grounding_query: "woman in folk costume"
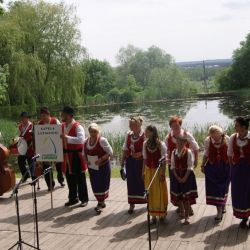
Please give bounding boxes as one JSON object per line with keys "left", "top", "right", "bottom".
{"left": 83, "top": 123, "right": 113, "bottom": 214}
{"left": 61, "top": 106, "right": 89, "bottom": 207}
{"left": 165, "top": 116, "right": 199, "bottom": 216}
{"left": 143, "top": 125, "right": 168, "bottom": 224}
{"left": 170, "top": 135, "right": 198, "bottom": 225}
{"left": 121, "top": 117, "right": 146, "bottom": 214}
{"left": 228, "top": 116, "right": 250, "bottom": 228}
{"left": 201, "top": 125, "right": 230, "bottom": 221}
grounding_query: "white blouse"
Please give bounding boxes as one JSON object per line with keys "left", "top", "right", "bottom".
{"left": 142, "top": 141, "right": 167, "bottom": 160}
{"left": 204, "top": 135, "right": 230, "bottom": 157}
{"left": 165, "top": 129, "right": 200, "bottom": 151}
{"left": 65, "top": 120, "right": 85, "bottom": 145}
{"left": 122, "top": 130, "right": 144, "bottom": 151}
{"left": 227, "top": 132, "right": 250, "bottom": 157}
{"left": 170, "top": 148, "right": 194, "bottom": 171}
{"left": 83, "top": 137, "right": 113, "bottom": 156}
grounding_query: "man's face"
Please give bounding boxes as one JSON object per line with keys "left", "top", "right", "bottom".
{"left": 21, "top": 117, "right": 29, "bottom": 124}
{"left": 40, "top": 113, "right": 50, "bottom": 122}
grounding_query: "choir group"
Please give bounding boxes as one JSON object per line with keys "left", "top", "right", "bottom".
{"left": 13, "top": 107, "right": 250, "bottom": 228}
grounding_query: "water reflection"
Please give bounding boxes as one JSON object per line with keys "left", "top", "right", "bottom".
{"left": 1, "top": 95, "right": 249, "bottom": 134}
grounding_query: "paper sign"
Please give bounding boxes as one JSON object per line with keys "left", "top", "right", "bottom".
{"left": 34, "top": 125, "right": 63, "bottom": 162}
{"left": 87, "top": 155, "right": 99, "bottom": 170}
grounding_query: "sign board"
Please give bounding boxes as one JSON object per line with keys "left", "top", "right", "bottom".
{"left": 34, "top": 125, "right": 63, "bottom": 162}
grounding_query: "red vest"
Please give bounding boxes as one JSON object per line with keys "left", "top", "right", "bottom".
{"left": 84, "top": 137, "right": 106, "bottom": 158}
{"left": 18, "top": 122, "right": 34, "bottom": 157}
{"left": 62, "top": 121, "right": 87, "bottom": 173}
{"left": 232, "top": 134, "right": 250, "bottom": 164}
{"left": 208, "top": 136, "right": 228, "bottom": 164}
{"left": 145, "top": 146, "right": 161, "bottom": 169}
{"left": 38, "top": 117, "right": 57, "bottom": 125}
{"left": 167, "top": 131, "right": 190, "bottom": 160}
{"left": 125, "top": 132, "right": 144, "bottom": 159}
{"left": 174, "top": 148, "right": 188, "bottom": 178}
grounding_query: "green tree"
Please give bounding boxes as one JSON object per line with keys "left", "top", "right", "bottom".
{"left": 0, "top": 64, "right": 9, "bottom": 104}
{"left": 217, "top": 32, "right": 250, "bottom": 90}
{"left": 0, "top": 0, "right": 86, "bottom": 106}
{"left": 83, "top": 59, "right": 115, "bottom": 97}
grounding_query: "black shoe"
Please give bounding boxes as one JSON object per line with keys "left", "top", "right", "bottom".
{"left": 222, "top": 206, "right": 226, "bottom": 214}
{"left": 48, "top": 182, "right": 55, "bottom": 192}
{"left": 214, "top": 216, "right": 223, "bottom": 222}
{"left": 22, "top": 175, "right": 30, "bottom": 183}
{"left": 80, "top": 202, "right": 88, "bottom": 207}
{"left": 239, "top": 219, "right": 247, "bottom": 228}
{"left": 65, "top": 199, "right": 79, "bottom": 207}
{"left": 59, "top": 182, "right": 65, "bottom": 187}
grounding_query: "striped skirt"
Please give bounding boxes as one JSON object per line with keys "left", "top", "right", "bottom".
{"left": 231, "top": 158, "right": 250, "bottom": 219}
{"left": 170, "top": 170, "right": 198, "bottom": 206}
{"left": 205, "top": 160, "right": 230, "bottom": 206}
{"left": 88, "top": 161, "right": 111, "bottom": 202}
{"left": 144, "top": 166, "right": 168, "bottom": 217}
{"left": 126, "top": 157, "right": 146, "bottom": 204}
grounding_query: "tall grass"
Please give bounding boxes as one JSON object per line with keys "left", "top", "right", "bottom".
{"left": 0, "top": 119, "right": 18, "bottom": 146}
{"left": 0, "top": 118, "right": 235, "bottom": 177}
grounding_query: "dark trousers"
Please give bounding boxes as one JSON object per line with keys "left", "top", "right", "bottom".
{"left": 65, "top": 156, "right": 88, "bottom": 203}
{"left": 56, "top": 162, "right": 64, "bottom": 184}
{"left": 18, "top": 155, "right": 32, "bottom": 178}
{"left": 42, "top": 163, "right": 55, "bottom": 189}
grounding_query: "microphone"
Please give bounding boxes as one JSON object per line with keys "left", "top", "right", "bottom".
{"left": 159, "top": 156, "right": 166, "bottom": 163}
{"left": 44, "top": 166, "right": 53, "bottom": 173}
{"left": 31, "top": 154, "right": 40, "bottom": 161}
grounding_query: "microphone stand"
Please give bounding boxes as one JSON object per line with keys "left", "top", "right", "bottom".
{"left": 8, "top": 167, "right": 38, "bottom": 250}
{"left": 29, "top": 166, "right": 53, "bottom": 250}
{"left": 144, "top": 159, "right": 165, "bottom": 250}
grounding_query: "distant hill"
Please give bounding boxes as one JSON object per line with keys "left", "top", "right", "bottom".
{"left": 177, "top": 59, "right": 232, "bottom": 68}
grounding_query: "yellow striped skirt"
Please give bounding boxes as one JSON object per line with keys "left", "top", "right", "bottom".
{"left": 144, "top": 166, "right": 168, "bottom": 217}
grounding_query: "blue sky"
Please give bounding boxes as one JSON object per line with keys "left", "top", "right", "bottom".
{"left": 14, "top": 0, "right": 250, "bottom": 64}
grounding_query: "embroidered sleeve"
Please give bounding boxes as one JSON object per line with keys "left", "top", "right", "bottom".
{"left": 204, "top": 137, "right": 210, "bottom": 157}
{"left": 227, "top": 134, "right": 234, "bottom": 157}
{"left": 187, "top": 149, "right": 194, "bottom": 170}
{"left": 122, "top": 132, "right": 129, "bottom": 150}
{"left": 100, "top": 137, "right": 113, "bottom": 156}
{"left": 187, "top": 132, "right": 200, "bottom": 151}
{"left": 142, "top": 141, "right": 147, "bottom": 160}
{"left": 170, "top": 151, "right": 175, "bottom": 170}
{"left": 66, "top": 125, "right": 85, "bottom": 144}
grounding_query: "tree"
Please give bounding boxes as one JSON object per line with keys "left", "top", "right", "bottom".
{"left": 0, "top": 0, "right": 86, "bottom": 106}
{"left": 217, "top": 32, "right": 250, "bottom": 90}
{"left": 0, "top": 0, "right": 4, "bottom": 16}
{"left": 0, "top": 64, "right": 9, "bottom": 104}
{"left": 83, "top": 59, "right": 115, "bottom": 97}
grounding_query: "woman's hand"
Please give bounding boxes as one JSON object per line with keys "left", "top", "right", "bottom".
{"left": 132, "top": 152, "right": 142, "bottom": 159}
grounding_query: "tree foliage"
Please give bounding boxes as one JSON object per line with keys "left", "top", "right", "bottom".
{"left": 217, "top": 32, "right": 250, "bottom": 90}
{"left": 0, "top": 0, "right": 86, "bottom": 106}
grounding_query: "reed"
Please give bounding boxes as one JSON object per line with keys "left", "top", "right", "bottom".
{"left": 1, "top": 118, "right": 235, "bottom": 177}
{"left": 0, "top": 119, "right": 18, "bottom": 146}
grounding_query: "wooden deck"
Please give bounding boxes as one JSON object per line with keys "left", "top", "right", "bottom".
{"left": 0, "top": 178, "right": 249, "bottom": 250}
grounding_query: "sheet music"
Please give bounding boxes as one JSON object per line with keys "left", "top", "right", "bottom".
{"left": 87, "top": 155, "right": 99, "bottom": 170}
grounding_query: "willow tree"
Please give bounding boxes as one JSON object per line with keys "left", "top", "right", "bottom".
{"left": 0, "top": 0, "right": 86, "bottom": 106}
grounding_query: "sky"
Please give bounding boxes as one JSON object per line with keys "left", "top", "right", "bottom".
{"left": 26, "top": 0, "right": 250, "bottom": 64}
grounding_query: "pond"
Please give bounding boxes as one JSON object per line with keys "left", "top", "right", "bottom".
{"left": 1, "top": 95, "right": 249, "bottom": 135}
{"left": 77, "top": 95, "right": 249, "bottom": 134}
